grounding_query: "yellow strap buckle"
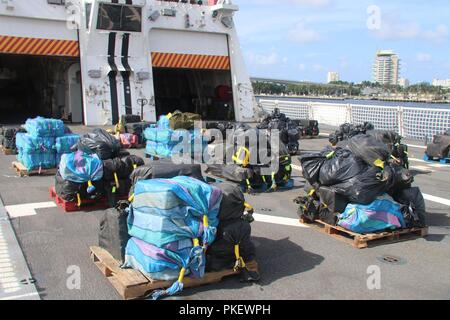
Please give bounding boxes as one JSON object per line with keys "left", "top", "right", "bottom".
{"left": 114, "top": 172, "right": 120, "bottom": 189}
{"left": 77, "top": 193, "right": 81, "bottom": 207}
{"left": 128, "top": 194, "right": 135, "bottom": 202}
{"left": 373, "top": 159, "right": 385, "bottom": 169}
{"left": 233, "top": 147, "right": 250, "bottom": 167}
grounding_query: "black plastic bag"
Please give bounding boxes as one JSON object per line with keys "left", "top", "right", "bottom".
{"left": 98, "top": 201, "right": 130, "bottom": 262}
{"left": 129, "top": 163, "right": 204, "bottom": 195}
{"left": 121, "top": 155, "right": 145, "bottom": 169}
{"left": 77, "top": 128, "right": 121, "bottom": 160}
{"left": 319, "top": 207, "right": 338, "bottom": 226}
{"left": 345, "top": 134, "right": 391, "bottom": 167}
{"left": 299, "top": 153, "right": 327, "bottom": 185}
{"left": 393, "top": 187, "right": 427, "bottom": 228}
{"left": 389, "top": 165, "right": 414, "bottom": 192}
{"left": 206, "top": 219, "right": 256, "bottom": 272}
{"left": 319, "top": 148, "right": 367, "bottom": 186}
{"left": 102, "top": 158, "right": 131, "bottom": 181}
{"left": 295, "top": 195, "right": 319, "bottom": 221}
{"left": 55, "top": 171, "right": 104, "bottom": 202}
{"left": 211, "top": 182, "right": 245, "bottom": 221}
{"left": 318, "top": 186, "right": 349, "bottom": 214}
{"left": 332, "top": 167, "right": 394, "bottom": 205}
{"left": 105, "top": 179, "right": 132, "bottom": 207}
{"left": 207, "top": 164, "right": 254, "bottom": 183}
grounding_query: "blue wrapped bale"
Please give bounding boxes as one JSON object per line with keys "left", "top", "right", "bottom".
{"left": 125, "top": 176, "right": 222, "bottom": 299}
{"left": 25, "top": 117, "right": 65, "bottom": 138}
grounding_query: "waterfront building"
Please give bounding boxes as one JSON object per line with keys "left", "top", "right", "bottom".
{"left": 327, "top": 71, "right": 340, "bottom": 83}
{"left": 373, "top": 50, "right": 400, "bottom": 85}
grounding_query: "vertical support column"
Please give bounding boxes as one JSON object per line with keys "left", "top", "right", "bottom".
{"left": 347, "top": 104, "right": 353, "bottom": 123}
{"left": 398, "top": 106, "right": 404, "bottom": 137}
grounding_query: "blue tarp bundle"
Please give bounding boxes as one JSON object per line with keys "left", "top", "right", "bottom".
{"left": 18, "top": 151, "right": 56, "bottom": 170}
{"left": 124, "top": 176, "right": 222, "bottom": 299}
{"left": 59, "top": 151, "right": 103, "bottom": 193}
{"left": 338, "top": 195, "right": 406, "bottom": 234}
{"left": 56, "top": 134, "right": 80, "bottom": 154}
{"left": 56, "top": 134, "right": 81, "bottom": 165}
{"left": 25, "top": 117, "right": 65, "bottom": 138}
{"left": 16, "top": 133, "right": 55, "bottom": 153}
{"left": 144, "top": 121, "right": 206, "bottom": 158}
{"left": 15, "top": 132, "right": 56, "bottom": 170}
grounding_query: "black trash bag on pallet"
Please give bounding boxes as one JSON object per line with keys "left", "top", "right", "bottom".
{"left": 319, "top": 207, "right": 338, "bottom": 226}
{"left": 207, "top": 163, "right": 254, "bottom": 183}
{"left": 332, "top": 166, "right": 394, "bottom": 205}
{"left": 55, "top": 171, "right": 104, "bottom": 202}
{"left": 299, "top": 147, "right": 334, "bottom": 185}
{"left": 105, "top": 179, "right": 132, "bottom": 207}
{"left": 129, "top": 163, "right": 204, "bottom": 195}
{"left": 121, "top": 155, "right": 145, "bottom": 169}
{"left": 393, "top": 187, "right": 427, "bottom": 228}
{"left": 206, "top": 219, "right": 257, "bottom": 274}
{"left": 318, "top": 186, "right": 349, "bottom": 214}
{"left": 77, "top": 128, "right": 121, "bottom": 160}
{"left": 319, "top": 148, "right": 367, "bottom": 186}
{"left": 211, "top": 182, "right": 246, "bottom": 221}
{"left": 426, "top": 134, "right": 450, "bottom": 158}
{"left": 98, "top": 201, "right": 130, "bottom": 263}
{"left": 295, "top": 195, "right": 319, "bottom": 222}
{"left": 102, "top": 158, "right": 131, "bottom": 181}
{"left": 343, "top": 134, "right": 391, "bottom": 167}
{"left": 389, "top": 165, "right": 414, "bottom": 192}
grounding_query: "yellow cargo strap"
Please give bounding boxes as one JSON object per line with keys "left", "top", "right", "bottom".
{"left": 348, "top": 208, "right": 356, "bottom": 216}
{"left": 203, "top": 216, "right": 209, "bottom": 229}
{"left": 112, "top": 186, "right": 117, "bottom": 194}
{"left": 308, "top": 189, "right": 316, "bottom": 197}
{"left": 244, "top": 202, "right": 254, "bottom": 211}
{"left": 233, "top": 147, "right": 250, "bottom": 167}
{"left": 234, "top": 245, "right": 246, "bottom": 271}
{"left": 88, "top": 180, "right": 94, "bottom": 189}
{"left": 114, "top": 172, "right": 120, "bottom": 189}
{"left": 322, "top": 203, "right": 329, "bottom": 209}
{"left": 177, "top": 268, "right": 187, "bottom": 283}
{"left": 373, "top": 159, "right": 385, "bottom": 169}
{"left": 128, "top": 194, "right": 135, "bottom": 202}
{"left": 193, "top": 238, "right": 200, "bottom": 247}
{"left": 167, "top": 113, "right": 173, "bottom": 119}
{"left": 77, "top": 193, "right": 81, "bottom": 207}
{"left": 133, "top": 164, "right": 138, "bottom": 170}
{"left": 326, "top": 151, "right": 335, "bottom": 159}
{"left": 262, "top": 176, "right": 267, "bottom": 184}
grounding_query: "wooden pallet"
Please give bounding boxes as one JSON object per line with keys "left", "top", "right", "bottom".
{"left": 423, "top": 154, "right": 450, "bottom": 164}
{"left": 12, "top": 161, "right": 57, "bottom": 177}
{"left": 90, "top": 246, "right": 259, "bottom": 300}
{"left": 1, "top": 146, "right": 14, "bottom": 155}
{"left": 300, "top": 218, "right": 428, "bottom": 249}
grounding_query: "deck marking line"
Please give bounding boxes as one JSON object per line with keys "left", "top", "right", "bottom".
{"left": 5, "top": 202, "right": 57, "bottom": 218}
{"left": 253, "top": 213, "right": 309, "bottom": 228}
{"left": 0, "top": 292, "right": 40, "bottom": 301}
{"left": 423, "top": 194, "right": 450, "bottom": 207}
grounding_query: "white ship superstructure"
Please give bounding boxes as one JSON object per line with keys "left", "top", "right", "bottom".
{"left": 0, "top": 0, "right": 257, "bottom": 125}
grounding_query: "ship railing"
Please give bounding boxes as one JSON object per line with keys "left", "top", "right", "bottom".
{"left": 259, "top": 99, "right": 450, "bottom": 141}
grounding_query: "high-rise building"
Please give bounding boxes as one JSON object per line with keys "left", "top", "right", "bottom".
{"left": 398, "top": 78, "right": 410, "bottom": 88}
{"left": 373, "top": 50, "right": 400, "bottom": 85}
{"left": 327, "top": 71, "right": 340, "bottom": 83}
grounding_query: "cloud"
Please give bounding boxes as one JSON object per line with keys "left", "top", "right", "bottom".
{"left": 288, "top": 22, "right": 321, "bottom": 44}
{"left": 241, "top": 0, "right": 331, "bottom": 7}
{"left": 371, "top": 16, "right": 449, "bottom": 43}
{"left": 245, "top": 51, "right": 281, "bottom": 66}
{"left": 416, "top": 53, "right": 432, "bottom": 62}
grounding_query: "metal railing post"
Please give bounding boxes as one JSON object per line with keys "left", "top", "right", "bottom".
{"left": 397, "top": 106, "right": 404, "bottom": 137}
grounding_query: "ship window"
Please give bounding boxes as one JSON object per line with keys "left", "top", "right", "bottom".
{"left": 97, "top": 3, "right": 142, "bottom": 32}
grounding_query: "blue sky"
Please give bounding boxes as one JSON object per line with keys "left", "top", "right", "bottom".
{"left": 233, "top": 0, "right": 450, "bottom": 84}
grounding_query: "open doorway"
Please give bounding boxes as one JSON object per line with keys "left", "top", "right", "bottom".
{"left": 0, "top": 54, "right": 81, "bottom": 124}
{"left": 152, "top": 68, "right": 235, "bottom": 121}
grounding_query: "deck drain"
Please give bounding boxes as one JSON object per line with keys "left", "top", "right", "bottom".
{"left": 377, "top": 255, "right": 407, "bottom": 265}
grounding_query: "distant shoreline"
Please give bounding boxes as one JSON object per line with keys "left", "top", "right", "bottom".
{"left": 255, "top": 94, "right": 450, "bottom": 104}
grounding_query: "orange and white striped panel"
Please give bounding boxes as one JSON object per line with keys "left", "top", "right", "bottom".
{"left": 0, "top": 35, "right": 80, "bottom": 57}
{"left": 151, "top": 52, "right": 230, "bottom": 70}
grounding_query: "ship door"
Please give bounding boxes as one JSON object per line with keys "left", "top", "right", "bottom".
{"left": 65, "top": 63, "right": 83, "bottom": 123}
{"left": 149, "top": 29, "right": 234, "bottom": 121}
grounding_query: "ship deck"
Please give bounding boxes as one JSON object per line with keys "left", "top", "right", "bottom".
{"left": 0, "top": 126, "right": 449, "bottom": 300}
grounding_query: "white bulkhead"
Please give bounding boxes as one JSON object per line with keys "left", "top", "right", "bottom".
{"left": 0, "top": 0, "right": 258, "bottom": 125}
